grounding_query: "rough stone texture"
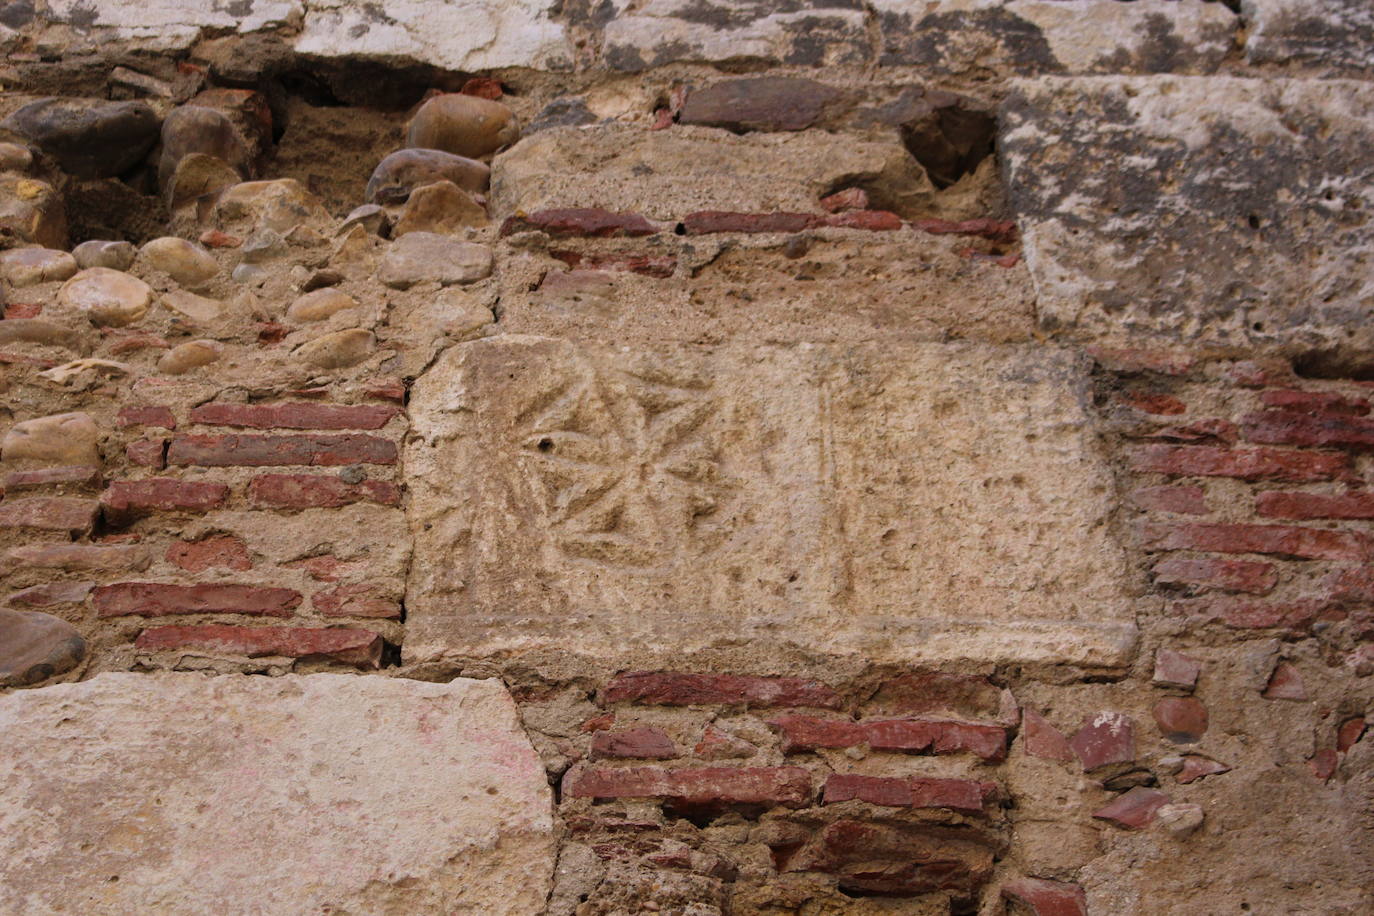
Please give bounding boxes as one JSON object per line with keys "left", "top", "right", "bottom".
{"left": 0, "top": 608, "right": 85, "bottom": 686}
{"left": 405, "top": 336, "right": 1134, "bottom": 668}
{"left": 0, "top": 673, "right": 555, "bottom": 914}
{"left": 1243, "top": 0, "right": 1374, "bottom": 70}
{"left": 1003, "top": 76, "right": 1374, "bottom": 348}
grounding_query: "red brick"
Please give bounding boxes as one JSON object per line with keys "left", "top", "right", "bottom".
{"left": 100, "top": 478, "right": 228, "bottom": 523}
{"left": 1226, "top": 358, "right": 1294, "bottom": 388}
{"left": 822, "top": 774, "right": 996, "bottom": 814}
{"left": 1257, "top": 490, "right": 1374, "bottom": 520}
{"left": 5, "top": 543, "right": 148, "bottom": 572}
{"left": 460, "top": 76, "right": 503, "bottom": 99}
{"left": 822, "top": 210, "right": 902, "bottom": 231}
{"left": 590, "top": 726, "right": 678, "bottom": 760}
{"left": 0, "top": 496, "right": 98, "bottom": 535}
{"left": 1327, "top": 566, "right": 1374, "bottom": 602}
{"left": 134, "top": 624, "right": 381, "bottom": 668}
{"left": 1153, "top": 697, "right": 1208, "bottom": 744}
{"left": 167, "top": 434, "right": 397, "bottom": 467}
{"left": 681, "top": 211, "right": 818, "bottom": 234}
{"left": 768, "top": 715, "right": 1006, "bottom": 761}
{"left": 311, "top": 583, "right": 401, "bottom": 619}
{"left": 257, "top": 322, "right": 289, "bottom": 344}
{"left": 1089, "top": 347, "right": 1194, "bottom": 376}
{"left": 1130, "top": 444, "right": 1347, "bottom": 481}
{"left": 819, "top": 188, "right": 869, "bottom": 212}
{"left": 549, "top": 250, "right": 678, "bottom": 278}
{"left": 1176, "top": 755, "right": 1230, "bottom": 784}
{"left": 198, "top": 229, "right": 241, "bottom": 248}
{"left": 1069, "top": 712, "right": 1134, "bottom": 771}
{"left": 1092, "top": 787, "right": 1170, "bottom": 829}
{"left": 499, "top": 208, "right": 658, "bottom": 238}
{"left": 1001, "top": 877, "right": 1088, "bottom": 916}
{"left": 4, "top": 302, "right": 41, "bottom": 319}
{"left": 117, "top": 406, "right": 176, "bottom": 429}
{"left": 2, "top": 466, "right": 102, "bottom": 492}
{"left": 694, "top": 726, "right": 757, "bottom": 760}
{"left": 1152, "top": 555, "right": 1277, "bottom": 594}
{"left": 364, "top": 379, "right": 406, "bottom": 403}
{"left": 1242, "top": 411, "right": 1374, "bottom": 450}
{"left": 1117, "top": 392, "right": 1186, "bottom": 415}
{"left": 909, "top": 217, "right": 1017, "bottom": 243}
{"left": 8, "top": 580, "right": 94, "bottom": 607}
{"left": 166, "top": 535, "right": 252, "bottom": 572}
{"left": 285, "top": 555, "right": 356, "bottom": 582}
{"left": 126, "top": 438, "right": 167, "bottom": 468}
{"left": 93, "top": 582, "right": 301, "bottom": 617}
{"left": 1138, "top": 521, "right": 1370, "bottom": 561}
{"left": 1130, "top": 485, "right": 1208, "bottom": 515}
{"left": 1260, "top": 390, "right": 1369, "bottom": 416}
{"left": 1152, "top": 649, "right": 1201, "bottom": 690}
{"left": 603, "top": 671, "right": 842, "bottom": 709}
{"left": 1309, "top": 748, "right": 1339, "bottom": 782}
{"left": 1144, "top": 418, "right": 1238, "bottom": 445}
{"left": 1262, "top": 661, "right": 1308, "bottom": 701}
{"left": 247, "top": 473, "right": 400, "bottom": 509}
{"left": 866, "top": 670, "right": 1002, "bottom": 721}
{"left": 1338, "top": 717, "right": 1366, "bottom": 752}
{"left": 1169, "top": 597, "right": 1330, "bottom": 632}
{"left": 1022, "top": 707, "right": 1074, "bottom": 762}
{"left": 563, "top": 765, "right": 811, "bottom": 806}
{"left": 189, "top": 403, "right": 400, "bottom": 430}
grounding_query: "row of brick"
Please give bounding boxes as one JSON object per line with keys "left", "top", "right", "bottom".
{"left": 9, "top": 578, "right": 400, "bottom": 619}
{"left": 563, "top": 766, "right": 999, "bottom": 816}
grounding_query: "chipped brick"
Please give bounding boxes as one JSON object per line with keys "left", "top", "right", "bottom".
{"left": 603, "top": 671, "right": 841, "bottom": 709}
{"left": 247, "top": 473, "right": 400, "bottom": 509}
{"left": 1152, "top": 555, "right": 1278, "bottom": 594}
{"left": 134, "top": 624, "right": 381, "bottom": 668}
{"left": 1130, "top": 444, "right": 1347, "bottom": 482}
{"left": 189, "top": 403, "right": 401, "bottom": 430}
{"left": 93, "top": 582, "right": 301, "bottom": 618}
{"left": 168, "top": 434, "right": 397, "bottom": 467}
{"left": 0, "top": 496, "right": 98, "bottom": 535}
{"left": 101, "top": 479, "right": 228, "bottom": 523}
{"left": 564, "top": 765, "right": 811, "bottom": 806}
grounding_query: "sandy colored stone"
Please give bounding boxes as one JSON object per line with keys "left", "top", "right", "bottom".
{"left": 1243, "top": 0, "right": 1374, "bottom": 69}
{"left": 377, "top": 232, "right": 493, "bottom": 288}
{"left": 365, "top": 149, "right": 490, "bottom": 205}
{"left": 1, "top": 411, "right": 99, "bottom": 468}
{"left": 157, "top": 339, "right": 222, "bottom": 375}
{"left": 491, "top": 124, "right": 933, "bottom": 221}
{"left": 406, "top": 94, "right": 520, "bottom": 160}
{"left": 0, "top": 608, "right": 85, "bottom": 687}
{"left": 392, "top": 180, "right": 489, "bottom": 236}
{"left": 58, "top": 267, "right": 154, "bottom": 327}
{"left": 139, "top": 236, "right": 219, "bottom": 287}
{"left": 157, "top": 105, "right": 253, "bottom": 190}
{"left": 294, "top": 328, "right": 374, "bottom": 369}
{"left": 73, "top": 239, "right": 136, "bottom": 271}
{"left": 0, "top": 142, "right": 33, "bottom": 172}
{"left": 164, "top": 153, "right": 241, "bottom": 216}
{"left": 287, "top": 287, "right": 357, "bottom": 322}
{"left": 161, "top": 289, "right": 224, "bottom": 324}
{"left": 405, "top": 336, "right": 1135, "bottom": 668}
{"left": 213, "top": 178, "right": 330, "bottom": 235}
{"left": 0, "top": 673, "right": 555, "bottom": 915}
{"left": 0, "top": 247, "right": 76, "bottom": 287}
{"left": 0, "top": 174, "right": 66, "bottom": 249}
{"left": 1002, "top": 76, "right": 1374, "bottom": 348}
{"left": 0, "top": 318, "right": 80, "bottom": 348}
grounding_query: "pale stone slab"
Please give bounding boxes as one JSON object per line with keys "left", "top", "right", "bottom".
{"left": 0, "top": 673, "right": 554, "bottom": 915}
{"left": 44, "top": 0, "right": 302, "bottom": 50}
{"left": 405, "top": 336, "right": 1136, "bottom": 669}
{"left": 1002, "top": 76, "right": 1374, "bottom": 348}
{"left": 296, "top": 0, "right": 574, "bottom": 71}
{"left": 1243, "top": 0, "right": 1374, "bottom": 70}
{"left": 601, "top": 0, "right": 870, "bottom": 70}
{"left": 875, "top": 0, "right": 1235, "bottom": 73}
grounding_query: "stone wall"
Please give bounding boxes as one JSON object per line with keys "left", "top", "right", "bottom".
{"left": 1, "top": 2, "right": 1372, "bottom": 914}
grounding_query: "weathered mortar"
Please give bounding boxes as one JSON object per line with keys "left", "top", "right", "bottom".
{"left": 0, "top": 1, "right": 1372, "bottom": 914}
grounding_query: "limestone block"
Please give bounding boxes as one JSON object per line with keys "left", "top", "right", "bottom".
{"left": 295, "top": 0, "right": 573, "bottom": 71}
{"left": 1243, "top": 0, "right": 1374, "bottom": 70}
{"left": 875, "top": 0, "right": 1235, "bottom": 74}
{"left": 491, "top": 124, "right": 931, "bottom": 220}
{"left": 404, "top": 336, "right": 1136, "bottom": 669}
{"left": 0, "top": 673, "right": 555, "bottom": 915}
{"left": 602, "top": 0, "right": 870, "bottom": 70}
{"left": 1001, "top": 76, "right": 1374, "bottom": 348}
{"left": 43, "top": 0, "right": 302, "bottom": 51}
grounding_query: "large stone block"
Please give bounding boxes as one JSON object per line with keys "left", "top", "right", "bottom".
{"left": 875, "top": 0, "right": 1235, "bottom": 74}
{"left": 1002, "top": 76, "right": 1374, "bottom": 347}
{"left": 600, "top": 0, "right": 870, "bottom": 70}
{"left": 43, "top": 0, "right": 302, "bottom": 51}
{"left": 0, "top": 673, "right": 555, "bottom": 915}
{"left": 1243, "top": 0, "right": 1374, "bottom": 70}
{"left": 491, "top": 124, "right": 931, "bottom": 220}
{"left": 405, "top": 336, "right": 1135, "bottom": 669}
{"left": 296, "top": 0, "right": 573, "bottom": 71}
